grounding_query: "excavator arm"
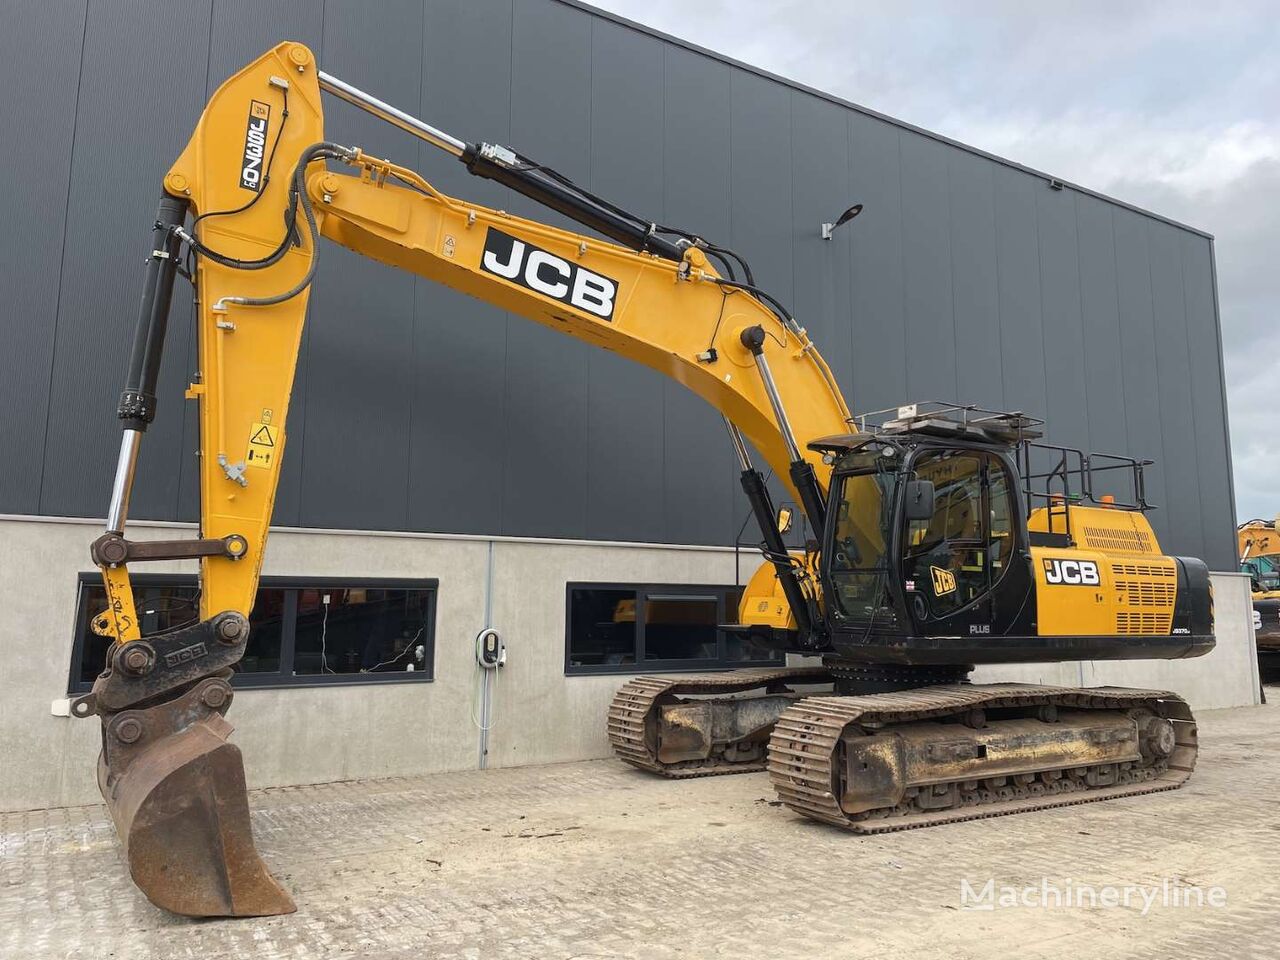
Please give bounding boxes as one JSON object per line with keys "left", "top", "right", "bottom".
{"left": 78, "top": 42, "right": 852, "bottom": 916}
{"left": 100, "top": 42, "right": 851, "bottom": 633}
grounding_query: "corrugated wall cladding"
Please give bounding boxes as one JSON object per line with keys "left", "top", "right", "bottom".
{"left": 0, "top": 0, "right": 1236, "bottom": 568}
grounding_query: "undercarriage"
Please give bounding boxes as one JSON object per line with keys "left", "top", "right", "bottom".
{"left": 607, "top": 667, "right": 836, "bottom": 777}
{"left": 608, "top": 669, "right": 1197, "bottom": 830}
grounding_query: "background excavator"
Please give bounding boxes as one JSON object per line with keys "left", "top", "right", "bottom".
{"left": 1239, "top": 518, "right": 1280, "bottom": 676}
{"left": 75, "top": 42, "right": 1214, "bottom": 918}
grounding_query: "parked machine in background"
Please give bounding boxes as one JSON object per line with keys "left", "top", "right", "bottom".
{"left": 73, "top": 43, "right": 1213, "bottom": 918}
{"left": 1239, "top": 518, "right": 1280, "bottom": 676}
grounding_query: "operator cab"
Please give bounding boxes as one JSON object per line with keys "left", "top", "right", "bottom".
{"left": 1241, "top": 554, "right": 1280, "bottom": 594}
{"left": 811, "top": 403, "right": 1214, "bottom": 666}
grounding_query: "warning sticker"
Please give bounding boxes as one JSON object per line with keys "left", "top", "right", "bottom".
{"left": 246, "top": 421, "right": 279, "bottom": 470}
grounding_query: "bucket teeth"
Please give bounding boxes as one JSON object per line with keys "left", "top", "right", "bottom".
{"left": 96, "top": 674, "right": 294, "bottom": 917}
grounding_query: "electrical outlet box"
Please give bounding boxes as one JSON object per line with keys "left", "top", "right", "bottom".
{"left": 477, "top": 628, "right": 504, "bottom": 668}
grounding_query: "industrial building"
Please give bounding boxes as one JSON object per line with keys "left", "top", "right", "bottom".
{"left": 0, "top": 0, "right": 1256, "bottom": 814}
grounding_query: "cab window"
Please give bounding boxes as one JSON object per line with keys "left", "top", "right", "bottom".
{"left": 829, "top": 468, "right": 897, "bottom": 614}
{"left": 988, "top": 460, "right": 1013, "bottom": 577}
{"left": 1243, "top": 555, "right": 1280, "bottom": 592}
{"left": 904, "top": 451, "right": 1014, "bottom": 619}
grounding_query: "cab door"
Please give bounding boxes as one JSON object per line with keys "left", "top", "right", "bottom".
{"left": 900, "top": 449, "right": 1029, "bottom": 638}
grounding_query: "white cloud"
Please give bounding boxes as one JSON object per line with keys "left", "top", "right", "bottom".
{"left": 940, "top": 115, "right": 1280, "bottom": 196}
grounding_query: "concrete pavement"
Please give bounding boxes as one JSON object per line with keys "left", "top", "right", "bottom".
{"left": 2, "top": 691, "right": 1277, "bottom": 959}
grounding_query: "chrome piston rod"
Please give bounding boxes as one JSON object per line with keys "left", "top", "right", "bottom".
{"left": 317, "top": 70, "right": 466, "bottom": 158}
{"left": 106, "top": 429, "right": 142, "bottom": 534}
{"left": 723, "top": 417, "right": 753, "bottom": 471}
{"left": 315, "top": 68, "right": 689, "bottom": 262}
{"left": 751, "top": 350, "right": 802, "bottom": 464}
{"left": 740, "top": 325, "right": 827, "bottom": 533}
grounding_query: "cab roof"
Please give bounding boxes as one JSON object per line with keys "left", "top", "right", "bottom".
{"left": 809, "top": 404, "right": 1043, "bottom": 457}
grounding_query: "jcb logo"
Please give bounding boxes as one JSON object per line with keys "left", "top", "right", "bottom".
{"left": 1043, "top": 558, "right": 1100, "bottom": 586}
{"left": 239, "top": 99, "right": 270, "bottom": 192}
{"left": 480, "top": 227, "right": 619, "bottom": 320}
{"left": 164, "top": 642, "right": 209, "bottom": 668}
{"left": 930, "top": 566, "right": 957, "bottom": 596}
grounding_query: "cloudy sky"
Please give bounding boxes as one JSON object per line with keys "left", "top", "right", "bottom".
{"left": 593, "top": 0, "right": 1278, "bottom": 523}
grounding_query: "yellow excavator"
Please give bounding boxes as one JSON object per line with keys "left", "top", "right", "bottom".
{"left": 1239, "top": 518, "right": 1280, "bottom": 671}
{"left": 75, "top": 42, "right": 1213, "bottom": 917}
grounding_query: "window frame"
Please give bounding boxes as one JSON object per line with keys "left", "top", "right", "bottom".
{"left": 563, "top": 581, "right": 785, "bottom": 676}
{"left": 984, "top": 452, "right": 1018, "bottom": 593}
{"left": 68, "top": 572, "right": 438, "bottom": 694}
{"left": 901, "top": 448, "right": 1018, "bottom": 620}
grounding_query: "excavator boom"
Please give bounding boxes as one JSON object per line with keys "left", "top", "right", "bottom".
{"left": 77, "top": 42, "right": 851, "bottom": 916}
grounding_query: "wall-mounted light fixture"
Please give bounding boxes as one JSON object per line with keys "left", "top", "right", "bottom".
{"left": 821, "top": 203, "right": 863, "bottom": 240}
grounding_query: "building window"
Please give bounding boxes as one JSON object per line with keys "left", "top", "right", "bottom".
{"left": 68, "top": 573, "right": 437, "bottom": 694}
{"left": 565, "top": 582, "right": 784, "bottom": 675}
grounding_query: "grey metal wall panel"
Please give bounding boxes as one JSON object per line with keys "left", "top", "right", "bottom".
{"left": 584, "top": 20, "right": 667, "bottom": 542}
{"left": 6, "top": 0, "right": 1234, "bottom": 566}
{"left": 0, "top": 1, "right": 86, "bottom": 515}
{"left": 206, "top": 0, "right": 323, "bottom": 91}
{"left": 791, "top": 92, "right": 855, "bottom": 396}
{"left": 729, "top": 69, "right": 793, "bottom": 300}
{"left": 899, "top": 133, "right": 957, "bottom": 403}
{"left": 1181, "top": 233, "right": 1236, "bottom": 569}
{"left": 1035, "top": 186, "right": 1089, "bottom": 452}
{"left": 38, "top": 1, "right": 212, "bottom": 521}
{"left": 1074, "top": 198, "right": 1126, "bottom": 443}
{"left": 502, "top": 0, "right": 593, "bottom": 539}
{"left": 1074, "top": 195, "right": 1135, "bottom": 504}
{"left": 288, "top": 0, "right": 424, "bottom": 531}
{"left": 788, "top": 92, "right": 857, "bottom": 547}
{"left": 993, "top": 167, "right": 1048, "bottom": 423}
{"left": 1148, "top": 221, "right": 1206, "bottom": 560}
{"left": 1112, "top": 208, "right": 1171, "bottom": 544}
{"left": 728, "top": 67, "right": 795, "bottom": 539}
{"left": 407, "top": 0, "right": 513, "bottom": 536}
{"left": 947, "top": 152, "right": 1003, "bottom": 412}
{"left": 660, "top": 45, "right": 738, "bottom": 547}
{"left": 847, "top": 113, "right": 907, "bottom": 414}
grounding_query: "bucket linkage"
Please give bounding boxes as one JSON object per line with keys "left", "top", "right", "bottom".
{"left": 73, "top": 612, "right": 295, "bottom": 917}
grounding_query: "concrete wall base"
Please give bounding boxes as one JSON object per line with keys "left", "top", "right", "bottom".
{"left": 0, "top": 517, "right": 1259, "bottom": 812}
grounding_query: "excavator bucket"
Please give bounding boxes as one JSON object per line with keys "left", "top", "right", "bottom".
{"left": 93, "top": 671, "right": 295, "bottom": 917}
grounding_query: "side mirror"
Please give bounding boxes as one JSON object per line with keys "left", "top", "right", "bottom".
{"left": 903, "top": 479, "right": 935, "bottom": 522}
{"left": 776, "top": 506, "right": 794, "bottom": 534}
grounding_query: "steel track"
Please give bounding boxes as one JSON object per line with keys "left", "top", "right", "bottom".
{"left": 766, "top": 683, "right": 1197, "bottom": 832}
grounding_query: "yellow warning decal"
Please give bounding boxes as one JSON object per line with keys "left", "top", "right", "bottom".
{"left": 245, "top": 421, "right": 279, "bottom": 470}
